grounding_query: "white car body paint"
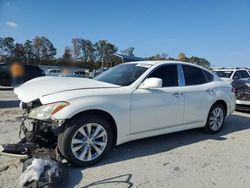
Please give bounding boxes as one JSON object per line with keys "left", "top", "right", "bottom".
{"left": 14, "top": 61, "right": 236, "bottom": 145}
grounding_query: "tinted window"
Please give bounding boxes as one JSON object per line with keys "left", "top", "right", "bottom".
{"left": 238, "top": 70, "right": 249, "bottom": 78}
{"left": 51, "top": 70, "right": 60, "bottom": 73}
{"left": 25, "top": 65, "right": 40, "bottom": 72}
{"left": 148, "top": 65, "right": 178, "bottom": 87}
{"left": 183, "top": 65, "right": 207, "bottom": 85}
{"left": 203, "top": 70, "right": 214, "bottom": 82}
{"left": 214, "top": 71, "right": 233, "bottom": 78}
{"left": 233, "top": 71, "right": 241, "bottom": 79}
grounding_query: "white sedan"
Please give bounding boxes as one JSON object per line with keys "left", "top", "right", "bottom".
{"left": 14, "top": 61, "right": 236, "bottom": 166}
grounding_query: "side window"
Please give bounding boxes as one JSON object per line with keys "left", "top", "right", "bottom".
{"left": 148, "top": 65, "right": 179, "bottom": 87}
{"left": 238, "top": 70, "right": 249, "bottom": 78}
{"left": 233, "top": 71, "right": 240, "bottom": 79}
{"left": 183, "top": 65, "right": 207, "bottom": 85}
{"left": 203, "top": 70, "right": 214, "bottom": 82}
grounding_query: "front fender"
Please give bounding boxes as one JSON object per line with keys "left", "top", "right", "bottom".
{"left": 51, "top": 95, "right": 131, "bottom": 145}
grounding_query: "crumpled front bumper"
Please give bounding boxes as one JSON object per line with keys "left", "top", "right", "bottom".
{"left": 0, "top": 143, "right": 32, "bottom": 159}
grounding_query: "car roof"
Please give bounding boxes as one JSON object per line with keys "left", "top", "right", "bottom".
{"left": 124, "top": 60, "right": 211, "bottom": 70}
{"left": 125, "top": 60, "right": 180, "bottom": 65}
{"left": 213, "top": 68, "right": 249, "bottom": 71}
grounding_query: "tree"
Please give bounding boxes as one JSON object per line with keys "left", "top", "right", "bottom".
{"left": 147, "top": 53, "right": 168, "bottom": 60}
{"left": 23, "top": 40, "right": 35, "bottom": 63}
{"left": 33, "top": 36, "right": 42, "bottom": 62}
{"left": 177, "top": 52, "right": 187, "bottom": 61}
{"left": 121, "top": 47, "right": 135, "bottom": 56}
{"left": 95, "top": 40, "right": 118, "bottom": 67}
{"left": 40, "top": 37, "right": 56, "bottom": 61}
{"left": 71, "top": 38, "right": 96, "bottom": 62}
{"left": 189, "top": 56, "right": 211, "bottom": 69}
{"left": 63, "top": 46, "right": 72, "bottom": 61}
{"left": 0, "top": 37, "right": 15, "bottom": 57}
{"left": 72, "top": 38, "right": 82, "bottom": 60}
{"left": 13, "top": 43, "right": 25, "bottom": 60}
{"left": 82, "top": 40, "right": 95, "bottom": 62}
{"left": 33, "top": 36, "right": 56, "bottom": 62}
{"left": 0, "top": 37, "right": 3, "bottom": 55}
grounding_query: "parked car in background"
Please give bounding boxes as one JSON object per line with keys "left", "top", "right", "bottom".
{"left": 232, "top": 78, "right": 250, "bottom": 111}
{"left": 46, "top": 69, "right": 61, "bottom": 76}
{"left": 12, "top": 61, "right": 235, "bottom": 167}
{"left": 0, "top": 63, "right": 45, "bottom": 87}
{"left": 213, "top": 68, "right": 250, "bottom": 83}
{"left": 0, "top": 63, "right": 11, "bottom": 86}
{"left": 92, "top": 67, "right": 109, "bottom": 77}
{"left": 67, "top": 71, "right": 86, "bottom": 78}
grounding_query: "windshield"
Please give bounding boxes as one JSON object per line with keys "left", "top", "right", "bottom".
{"left": 214, "top": 71, "right": 233, "bottom": 78}
{"left": 94, "top": 63, "right": 151, "bottom": 86}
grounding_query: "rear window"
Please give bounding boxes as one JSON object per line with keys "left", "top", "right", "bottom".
{"left": 203, "top": 70, "right": 214, "bottom": 82}
{"left": 238, "top": 70, "right": 250, "bottom": 78}
{"left": 183, "top": 65, "right": 208, "bottom": 85}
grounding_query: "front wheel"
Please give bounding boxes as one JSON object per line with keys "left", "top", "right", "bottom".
{"left": 58, "top": 115, "right": 113, "bottom": 167}
{"left": 205, "top": 103, "right": 225, "bottom": 134}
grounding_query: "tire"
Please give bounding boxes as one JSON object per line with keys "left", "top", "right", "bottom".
{"left": 58, "top": 114, "right": 113, "bottom": 167}
{"left": 205, "top": 103, "right": 225, "bottom": 134}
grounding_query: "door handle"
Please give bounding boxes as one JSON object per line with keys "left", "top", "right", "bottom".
{"left": 173, "top": 92, "right": 183, "bottom": 97}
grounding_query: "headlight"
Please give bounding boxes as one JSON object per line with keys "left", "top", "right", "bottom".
{"left": 29, "top": 102, "right": 69, "bottom": 120}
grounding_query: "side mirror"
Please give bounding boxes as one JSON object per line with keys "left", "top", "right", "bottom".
{"left": 139, "top": 77, "right": 162, "bottom": 89}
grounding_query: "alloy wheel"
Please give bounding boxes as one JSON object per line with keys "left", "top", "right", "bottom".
{"left": 71, "top": 123, "right": 108, "bottom": 162}
{"left": 209, "top": 107, "right": 224, "bottom": 131}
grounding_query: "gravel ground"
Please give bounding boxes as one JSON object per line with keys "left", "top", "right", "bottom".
{"left": 0, "top": 90, "right": 250, "bottom": 188}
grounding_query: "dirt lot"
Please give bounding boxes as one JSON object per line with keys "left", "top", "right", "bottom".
{"left": 0, "top": 90, "right": 250, "bottom": 188}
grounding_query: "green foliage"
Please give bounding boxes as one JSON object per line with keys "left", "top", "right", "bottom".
{"left": 188, "top": 56, "right": 211, "bottom": 69}
{"left": 95, "top": 40, "right": 118, "bottom": 65}
{"left": 121, "top": 47, "right": 135, "bottom": 56}
{"left": 0, "top": 37, "right": 15, "bottom": 56}
{"left": 147, "top": 53, "right": 169, "bottom": 60}
{"left": 0, "top": 36, "right": 211, "bottom": 70}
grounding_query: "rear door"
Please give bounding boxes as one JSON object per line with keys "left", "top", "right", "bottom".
{"left": 181, "top": 65, "right": 215, "bottom": 124}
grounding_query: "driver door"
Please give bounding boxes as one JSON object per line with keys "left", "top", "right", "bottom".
{"left": 131, "top": 64, "right": 185, "bottom": 133}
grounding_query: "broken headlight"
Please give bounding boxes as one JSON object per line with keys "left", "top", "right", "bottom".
{"left": 29, "top": 102, "right": 69, "bottom": 120}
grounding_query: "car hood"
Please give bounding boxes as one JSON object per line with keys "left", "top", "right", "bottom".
{"left": 14, "top": 76, "right": 119, "bottom": 103}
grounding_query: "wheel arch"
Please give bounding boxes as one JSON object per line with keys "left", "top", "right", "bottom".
{"left": 69, "top": 109, "right": 118, "bottom": 147}
{"left": 211, "top": 99, "right": 228, "bottom": 116}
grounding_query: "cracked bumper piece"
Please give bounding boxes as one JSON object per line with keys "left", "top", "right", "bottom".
{"left": 0, "top": 143, "right": 34, "bottom": 159}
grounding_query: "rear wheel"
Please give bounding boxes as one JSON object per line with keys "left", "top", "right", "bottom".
{"left": 58, "top": 115, "right": 113, "bottom": 167}
{"left": 205, "top": 103, "right": 225, "bottom": 134}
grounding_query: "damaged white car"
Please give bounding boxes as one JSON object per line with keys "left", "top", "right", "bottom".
{"left": 1, "top": 61, "right": 236, "bottom": 167}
